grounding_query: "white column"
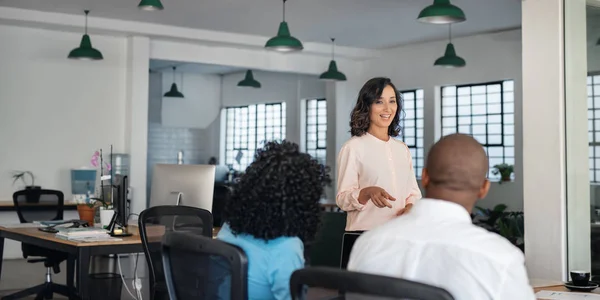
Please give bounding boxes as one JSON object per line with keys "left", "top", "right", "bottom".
{"left": 422, "top": 85, "right": 438, "bottom": 154}
{"left": 125, "top": 36, "right": 150, "bottom": 216}
{"left": 522, "top": 0, "right": 567, "bottom": 281}
{"left": 325, "top": 81, "right": 339, "bottom": 201}
{"left": 565, "top": 0, "right": 591, "bottom": 273}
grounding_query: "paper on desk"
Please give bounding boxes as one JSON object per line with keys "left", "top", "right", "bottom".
{"left": 536, "top": 290, "right": 600, "bottom": 299}
{"left": 0, "top": 223, "right": 39, "bottom": 228}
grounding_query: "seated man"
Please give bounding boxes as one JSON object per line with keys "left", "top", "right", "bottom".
{"left": 347, "top": 133, "right": 535, "bottom": 300}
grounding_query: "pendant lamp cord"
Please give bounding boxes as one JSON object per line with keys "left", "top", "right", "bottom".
{"left": 282, "top": 0, "right": 287, "bottom": 21}
{"left": 84, "top": 10, "right": 90, "bottom": 35}
{"left": 330, "top": 38, "right": 335, "bottom": 60}
{"left": 448, "top": 24, "right": 452, "bottom": 43}
{"left": 172, "top": 66, "right": 176, "bottom": 82}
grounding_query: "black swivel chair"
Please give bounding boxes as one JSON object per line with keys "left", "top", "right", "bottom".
{"left": 161, "top": 231, "right": 248, "bottom": 300}
{"left": 138, "top": 205, "right": 213, "bottom": 300}
{"left": 211, "top": 184, "right": 232, "bottom": 227}
{"left": 290, "top": 266, "right": 455, "bottom": 300}
{"left": 4, "top": 189, "right": 73, "bottom": 300}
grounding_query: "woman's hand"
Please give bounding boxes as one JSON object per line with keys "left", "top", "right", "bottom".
{"left": 358, "top": 187, "right": 396, "bottom": 208}
{"left": 396, "top": 203, "right": 413, "bottom": 216}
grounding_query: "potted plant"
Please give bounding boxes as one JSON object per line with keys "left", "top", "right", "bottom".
{"left": 76, "top": 147, "right": 114, "bottom": 226}
{"left": 492, "top": 163, "right": 514, "bottom": 183}
{"left": 98, "top": 200, "right": 115, "bottom": 228}
{"left": 11, "top": 171, "right": 41, "bottom": 190}
{"left": 472, "top": 204, "right": 524, "bottom": 252}
{"left": 11, "top": 171, "right": 42, "bottom": 203}
{"left": 76, "top": 197, "right": 108, "bottom": 226}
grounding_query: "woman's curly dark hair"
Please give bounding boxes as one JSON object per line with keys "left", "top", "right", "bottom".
{"left": 222, "top": 140, "right": 331, "bottom": 242}
{"left": 350, "top": 77, "right": 403, "bottom": 137}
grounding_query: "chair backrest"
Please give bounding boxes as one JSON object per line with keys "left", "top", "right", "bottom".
{"left": 211, "top": 184, "right": 232, "bottom": 227}
{"left": 162, "top": 231, "right": 248, "bottom": 300}
{"left": 290, "top": 267, "right": 455, "bottom": 300}
{"left": 138, "top": 205, "right": 213, "bottom": 296}
{"left": 307, "top": 211, "right": 346, "bottom": 267}
{"left": 13, "top": 189, "right": 64, "bottom": 223}
{"left": 340, "top": 232, "right": 362, "bottom": 269}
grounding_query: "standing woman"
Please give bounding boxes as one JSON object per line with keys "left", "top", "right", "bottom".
{"left": 337, "top": 77, "right": 422, "bottom": 233}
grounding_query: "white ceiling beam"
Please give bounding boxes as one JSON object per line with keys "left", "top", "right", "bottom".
{"left": 0, "top": 7, "right": 380, "bottom": 61}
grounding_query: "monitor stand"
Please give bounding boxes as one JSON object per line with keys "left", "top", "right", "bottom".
{"left": 107, "top": 211, "right": 132, "bottom": 237}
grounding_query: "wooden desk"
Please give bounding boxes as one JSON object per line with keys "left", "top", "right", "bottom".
{"left": 0, "top": 201, "right": 78, "bottom": 211}
{"left": 0, "top": 226, "right": 142, "bottom": 300}
{"left": 534, "top": 285, "right": 600, "bottom": 299}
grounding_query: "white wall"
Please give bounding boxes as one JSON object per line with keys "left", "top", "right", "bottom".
{"left": 0, "top": 24, "right": 127, "bottom": 201}
{"left": 589, "top": 44, "right": 600, "bottom": 72}
{"left": 220, "top": 70, "right": 326, "bottom": 147}
{"left": 352, "top": 29, "right": 524, "bottom": 211}
{"left": 161, "top": 72, "right": 221, "bottom": 129}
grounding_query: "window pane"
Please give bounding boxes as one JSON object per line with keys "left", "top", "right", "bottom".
{"left": 441, "top": 80, "right": 515, "bottom": 181}
{"left": 589, "top": 75, "right": 600, "bottom": 182}
{"left": 399, "top": 89, "right": 424, "bottom": 178}
{"left": 304, "top": 99, "right": 327, "bottom": 163}
{"left": 224, "top": 102, "right": 287, "bottom": 171}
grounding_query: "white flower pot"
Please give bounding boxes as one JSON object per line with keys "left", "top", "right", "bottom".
{"left": 99, "top": 208, "right": 115, "bottom": 228}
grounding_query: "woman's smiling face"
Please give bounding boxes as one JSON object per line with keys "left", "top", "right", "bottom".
{"left": 369, "top": 84, "right": 398, "bottom": 131}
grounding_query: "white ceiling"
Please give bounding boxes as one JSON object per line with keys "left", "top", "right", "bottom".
{"left": 150, "top": 60, "right": 244, "bottom": 75}
{"left": 0, "top": 0, "right": 521, "bottom": 49}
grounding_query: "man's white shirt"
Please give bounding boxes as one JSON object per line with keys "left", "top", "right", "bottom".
{"left": 347, "top": 198, "right": 535, "bottom": 300}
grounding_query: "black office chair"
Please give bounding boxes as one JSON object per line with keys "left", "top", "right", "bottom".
{"left": 307, "top": 211, "right": 346, "bottom": 268}
{"left": 139, "top": 205, "right": 213, "bottom": 300}
{"left": 290, "top": 267, "right": 455, "bottom": 300}
{"left": 212, "top": 184, "right": 232, "bottom": 227}
{"left": 340, "top": 232, "right": 362, "bottom": 269}
{"left": 4, "top": 189, "right": 72, "bottom": 300}
{"left": 161, "top": 231, "right": 248, "bottom": 300}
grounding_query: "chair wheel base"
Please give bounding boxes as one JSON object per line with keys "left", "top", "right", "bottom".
{"left": 1, "top": 282, "right": 73, "bottom": 300}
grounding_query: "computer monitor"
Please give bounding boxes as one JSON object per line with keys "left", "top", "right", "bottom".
{"left": 149, "top": 164, "right": 216, "bottom": 212}
{"left": 113, "top": 174, "right": 129, "bottom": 225}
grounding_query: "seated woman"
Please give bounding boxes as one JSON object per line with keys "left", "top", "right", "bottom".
{"left": 217, "top": 140, "right": 330, "bottom": 300}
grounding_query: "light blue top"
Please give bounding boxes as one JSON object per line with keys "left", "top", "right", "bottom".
{"left": 217, "top": 223, "right": 305, "bottom": 300}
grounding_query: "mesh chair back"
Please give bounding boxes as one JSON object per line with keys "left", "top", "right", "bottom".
{"left": 211, "top": 184, "right": 232, "bottom": 227}
{"left": 13, "top": 189, "right": 64, "bottom": 223}
{"left": 290, "top": 267, "right": 455, "bottom": 300}
{"left": 162, "top": 231, "right": 248, "bottom": 300}
{"left": 139, "top": 205, "right": 213, "bottom": 298}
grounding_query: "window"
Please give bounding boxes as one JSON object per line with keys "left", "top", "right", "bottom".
{"left": 305, "top": 99, "right": 327, "bottom": 164}
{"left": 441, "top": 80, "right": 515, "bottom": 181}
{"left": 224, "top": 103, "right": 286, "bottom": 171}
{"left": 588, "top": 75, "right": 600, "bottom": 182}
{"left": 399, "top": 89, "right": 424, "bottom": 178}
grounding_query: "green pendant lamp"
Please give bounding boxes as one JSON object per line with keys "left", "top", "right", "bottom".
{"left": 138, "top": 0, "right": 164, "bottom": 11}
{"left": 319, "top": 38, "right": 346, "bottom": 81}
{"left": 265, "top": 0, "right": 303, "bottom": 52}
{"left": 418, "top": 0, "right": 466, "bottom": 24}
{"left": 164, "top": 66, "right": 185, "bottom": 98}
{"left": 434, "top": 25, "right": 465, "bottom": 68}
{"left": 237, "top": 70, "right": 262, "bottom": 88}
{"left": 68, "top": 10, "right": 103, "bottom": 61}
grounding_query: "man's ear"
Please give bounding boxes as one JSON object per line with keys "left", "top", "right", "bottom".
{"left": 478, "top": 179, "right": 491, "bottom": 199}
{"left": 421, "top": 168, "right": 430, "bottom": 190}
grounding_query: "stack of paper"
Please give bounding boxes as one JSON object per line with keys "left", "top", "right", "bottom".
{"left": 56, "top": 227, "right": 112, "bottom": 241}
{"left": 536, "top": 290, "right": 600, "bottom": 299}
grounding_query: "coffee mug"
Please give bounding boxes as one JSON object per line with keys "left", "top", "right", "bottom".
{"left": 570, "top": 270, "right": 591, "bottom": 286}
